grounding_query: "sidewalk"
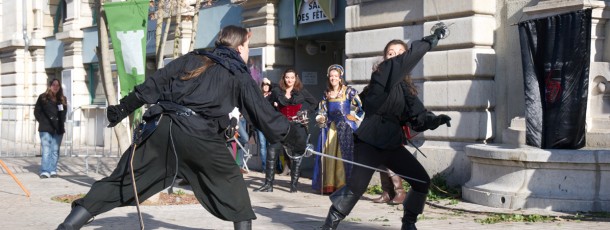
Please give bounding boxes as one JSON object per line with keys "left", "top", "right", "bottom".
{"left": 1, "top": 157, "right": 609, "bottom": 230}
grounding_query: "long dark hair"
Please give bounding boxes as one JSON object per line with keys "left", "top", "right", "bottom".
{"left": 44, "top": 79, "right": 67, "bottom": 106}
{"left": 261, "top": 82, "right": 272, "bottom": 93}
{"left": 279, "top": 68, "right": 303, "bottom": 92}
{"left": 378, "top": 39, "right": 418, "bottom": 96}
{"left": 181, "top": 25, "right": 251, "bottom": 80}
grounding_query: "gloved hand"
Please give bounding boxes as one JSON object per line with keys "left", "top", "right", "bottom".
{"left": 107, "top": 91, "right": 145, "bottom": 127}
{"left": 282, "top": 123, "right": 306, "bottom": 156}
{"left": 433, "top": 26, "right": 447, "bottom": 40}
{"left": 224, "top": 117, "right": 238, "bottom": 139}
{"left": 107, "top": 104, "right": 129, "bottom": 127}
{"left": 422, "top": 25, "right": 447, "bottom": 48}
{"left": 428, "top": 114, "right": 452, "bottom": 130}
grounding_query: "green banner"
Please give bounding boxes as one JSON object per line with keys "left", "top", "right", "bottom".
{"left": 104, "top": 0, "right": 148, "bottom": 126}
{"left": 104, "top": 0, "right": 148, "bottom": 98}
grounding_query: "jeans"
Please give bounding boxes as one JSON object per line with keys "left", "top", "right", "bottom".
{"left": 39, "top": 132, "right": 63, "bottom": 175}
{"left": 236, "top": 117, "right": 249, "bottom": 167}
{"left": 256, "top": 130, "right": 268, "bottom": 170}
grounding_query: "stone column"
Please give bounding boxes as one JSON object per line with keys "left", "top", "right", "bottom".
{"left": 241, "top": 0, "right": 294, "bottom": 82}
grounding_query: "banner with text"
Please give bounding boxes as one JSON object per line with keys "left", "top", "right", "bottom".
{"left": 295, "top": 0, "right": 335, "bottom": 25}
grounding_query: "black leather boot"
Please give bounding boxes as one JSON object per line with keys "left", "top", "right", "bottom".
{"left": 56, "top": 205, "right": 93, "bottom": 230}
{"left": 320, "top": 186, "right": 360, "bottom": 229}
{"left": 320, "top": 206, "right": 345, "bottom": 230}
{"left": 254, "top": 145, "right": 278, "bottom": 192}
{"left": 289, "top": 155, "right": 302, "bottom": 193}
{"left": 401, "top": 189, "right": 428, "bottom": 230}
{"left": 233, "top": 220, "right": 252, "bottom": 230}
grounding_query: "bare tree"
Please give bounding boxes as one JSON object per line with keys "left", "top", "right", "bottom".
{"left": 189, "top": 0, "right": 203, "bottom": 51}
{"left": 96, "top": 0, "right": 130, "bottom": 153}
{"left": 173, "top": 0, "right": 184, "bottom": 58}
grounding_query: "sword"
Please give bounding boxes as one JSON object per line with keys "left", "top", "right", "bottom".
{"left": 406, "top": 139, "right": 427, "bottom": 158}
{"left": 303, "top": 144, "right": 428, "bottom": 184}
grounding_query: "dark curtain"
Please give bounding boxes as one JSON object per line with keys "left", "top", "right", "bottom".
{"left": 518, "top": 9, "right": 591, "bottom": 149}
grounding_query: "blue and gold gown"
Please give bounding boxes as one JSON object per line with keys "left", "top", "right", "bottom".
{"left": 312, "top": 85, "right": 363, "bottom": 194}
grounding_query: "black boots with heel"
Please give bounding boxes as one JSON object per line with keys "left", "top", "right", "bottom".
{"left": 254, "top": 145, "right": 279, "bottom": 192}
{"left": 56, "top": 205, "right": 93, "bottom": 230}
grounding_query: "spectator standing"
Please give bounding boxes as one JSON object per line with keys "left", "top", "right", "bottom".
{"left": 34, "top": 79, "right": 67, "bottom": 179}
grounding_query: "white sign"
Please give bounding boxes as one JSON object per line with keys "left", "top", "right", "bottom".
{"left": 297, "top": 0, "right": 335, "bottom": 24}
{"left": 301, "top": 71, "right": 318, "bottom": 85}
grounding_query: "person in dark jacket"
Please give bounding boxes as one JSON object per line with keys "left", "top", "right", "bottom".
{"left": 56, "top": 25, "right": 306, "bottom": 230}
{"left": 255, "top": 78, "right": 275, "bottom": 171}
{"left": 254, "top": 68, "right": 318, "bottom": 193}
{"left": 34, "top": 78, "right": 67, "bottom": 179}
{"left": 320, "top": 27, "right": 451, "bottom": 230}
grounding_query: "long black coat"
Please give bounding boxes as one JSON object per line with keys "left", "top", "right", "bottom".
{"left": 135, "top": 52, "right": 291, "bottom": 143}
{"left": 75, "top": 49, "right": 292, "bottom": 222}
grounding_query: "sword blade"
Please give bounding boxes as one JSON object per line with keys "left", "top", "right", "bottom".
{"left": 305, "top": 145, "right": 427, "bottom": 184}
{"left": 406, "top": 139, "right": 427, "bottom": 158}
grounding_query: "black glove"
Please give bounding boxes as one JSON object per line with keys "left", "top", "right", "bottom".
{"left": 427, "top": 113, "right": 451, "bottom": 130}
{"left": 282, "top": 123, "right": 306, "bottom": 156}
{"left": 422, "top": 27, "right": 446, "bottom": 48}
{"left": 412, "top": 112, "right": 451, "bottom": 132}
{"left": 107, "top": 91, "right": 145, "bottom": 127}
{"left": 433, "top": 26, "right": 447, "bottom": 40}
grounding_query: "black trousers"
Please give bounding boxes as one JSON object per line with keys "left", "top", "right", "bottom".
{"left": 74, "top": 117, "right": 256, "bottom": 222}
{"left": 329, "top": 138, "right": 431, "bottom": 214}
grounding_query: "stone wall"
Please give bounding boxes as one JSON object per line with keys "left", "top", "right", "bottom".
{"left": 345, "top": 0, "right": 497, "bottom": 185}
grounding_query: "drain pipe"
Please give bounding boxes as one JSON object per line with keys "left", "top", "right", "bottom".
{"left": 23, "top": 1, "right": 31, "bottom": 102}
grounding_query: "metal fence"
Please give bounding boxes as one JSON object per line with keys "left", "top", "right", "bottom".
{"left": 0, "top": 103, "right": 123, "bottom": 159}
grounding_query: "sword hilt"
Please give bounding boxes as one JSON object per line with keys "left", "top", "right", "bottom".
{"left": 304, "top": 143, "right": 314, "bottom": 158}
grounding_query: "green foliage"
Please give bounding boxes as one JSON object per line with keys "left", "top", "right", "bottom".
{"left": 366, "top": 184, "right": 383, "bottom": 195}
{"left": 569, "top": 211, "right": 610, "bottom": 221}
{"left": 475, "top": 214, "right": 555, "bottom": 224}
{"left": 51, "top": 194, "right": 86, "bottom": 203}
{"left": 368, "top": 217, "right": 390, "bottom": 222}
{"left": 174, "top": 189, "right": 186, "bottom": 196}
{"left": 427, "top": 173, "right": 461, "bottom": 201}
{"left": 344, "top": 217, "right": 362, "bottom": 222}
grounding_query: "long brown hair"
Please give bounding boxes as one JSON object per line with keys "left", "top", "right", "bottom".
{"left": 379, "top": 39, "right": 418, "bottom": 96}
{"left": 279, "top": 68, "right": 303, "bottom": 92}
{"left": 44, "top": 79, "right": 67, "bottom": 106}
{"left": 325, "top": 64, "right": 345, "bottom": 93}
{"left": 181, "top": 25, "right": 251, "bottom": 80}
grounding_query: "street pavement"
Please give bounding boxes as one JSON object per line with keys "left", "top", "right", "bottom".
{"left": 1, "top": 156, "right": 609, "bottom": 230}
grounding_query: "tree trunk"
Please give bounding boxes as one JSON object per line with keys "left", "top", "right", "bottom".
{"left": 156, "top": 0, "right": 173, "bottom": 68}
{"left": 97, "top": 0, "right": 130, "bottom": 154}
{"left": 189, "top": 0, "right": 202, "bottom": 51}
{"left": 173, "top": 0, "right": 183, "bottom": 58}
